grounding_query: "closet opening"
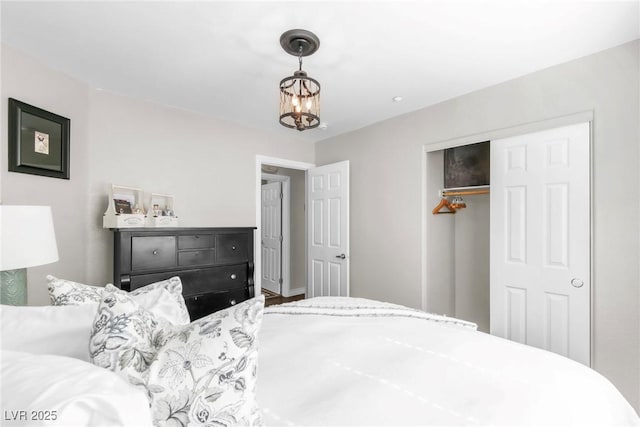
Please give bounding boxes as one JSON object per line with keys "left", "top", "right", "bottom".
{"left": 425, "top": 143, "right": 491, "bottom": 332}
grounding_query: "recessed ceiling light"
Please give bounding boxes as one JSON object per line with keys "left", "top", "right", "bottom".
{"left": 392, "top": 96, "right": 403, "bottom": 102}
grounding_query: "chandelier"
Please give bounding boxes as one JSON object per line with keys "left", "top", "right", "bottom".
{"left": 279, "top": 29, "right": 321, "bottom": 131}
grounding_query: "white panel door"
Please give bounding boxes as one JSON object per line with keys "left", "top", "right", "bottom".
{"left": 490, "top": 122, "right": 590, "bottom": 366}
{"left": 307, "top": 161, "right": 350, "bottom": 297}
{"left": 261, "top": 181, "right": 282, "bottom": 294}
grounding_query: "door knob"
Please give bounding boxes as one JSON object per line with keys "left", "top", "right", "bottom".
{"left": 335, "top": 254, "right": 346, "bottom": 259}
{"left": 570, "top": 278, "right": 584, "bottom": 288}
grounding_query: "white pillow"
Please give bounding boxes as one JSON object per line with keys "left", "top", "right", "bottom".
{"left": 1, "top": 350, "right": 152, "bottom": 427}
{"left": 47, "top": 275, "right": 190, "bottom": 325}
{"left": 90, "top": 285, "right": 265, "bottom": 426}
{"left": 1, "top": 304, "right": 97, "bottom": 361}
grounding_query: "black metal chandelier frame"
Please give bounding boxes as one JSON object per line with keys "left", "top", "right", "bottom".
{"left": 279, "top": 29, "right": 321, "bottom": 131}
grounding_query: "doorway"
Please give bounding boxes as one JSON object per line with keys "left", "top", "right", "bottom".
{"left": 255, "top": 156, "right": 314, "bottom": 303}
{"left": 255, "top": 156, "right": 351, "bottom": 303}
{"left": 261, "top": 168, "right": 306, "bottom": 298}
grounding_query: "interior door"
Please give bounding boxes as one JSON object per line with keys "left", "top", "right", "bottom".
{"left": 261, "top": 181, "right": 282, "bottom": 294}
{"left": 490, "top": 122, "right": 590, "bottom": 366}
{"left": 307, "top": 161, "right": 350, "bottom": 297}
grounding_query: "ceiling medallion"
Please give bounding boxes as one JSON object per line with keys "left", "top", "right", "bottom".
{"left": 279, "top": 29, "right": 321, "bottom": 131}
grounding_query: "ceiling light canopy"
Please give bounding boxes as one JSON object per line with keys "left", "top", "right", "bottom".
{"left": 279, "top": 29, "right": 320, "bottom": 132}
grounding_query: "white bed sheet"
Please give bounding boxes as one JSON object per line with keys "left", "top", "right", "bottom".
{"left": 256, "top": 297, "right": 639, "bottom": 426}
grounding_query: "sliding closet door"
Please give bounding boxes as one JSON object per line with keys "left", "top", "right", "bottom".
{"left": 490, "top": 122, "right": 590, "bottom": 366}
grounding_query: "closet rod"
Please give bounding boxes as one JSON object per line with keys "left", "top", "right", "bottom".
{"left": 440, "top": 188, "right": 490, "bottom": 197}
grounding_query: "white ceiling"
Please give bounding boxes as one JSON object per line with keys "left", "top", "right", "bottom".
{"left": 1, "top": 1, "right": 638, "bottom": 143}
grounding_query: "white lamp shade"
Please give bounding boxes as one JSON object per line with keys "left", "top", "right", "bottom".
{"left": 0, "top": 205, "right": 59, "bottom": 271}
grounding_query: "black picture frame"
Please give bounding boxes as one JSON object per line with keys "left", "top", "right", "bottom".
{"left": 444, "top": 141, "right": 490, "bottom": 188}
{"left": 8, "top": 98, "right": 70, "bottom": 180}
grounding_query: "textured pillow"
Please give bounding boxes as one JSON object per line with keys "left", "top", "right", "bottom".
{"left": 89, "top": 285, "right": 264, "bottom": 426}
{"left": 47, "top": 275, "right": 190, "bottom": 325}
{"left": 1, "top": 304, "right": 97, "bottom": 361}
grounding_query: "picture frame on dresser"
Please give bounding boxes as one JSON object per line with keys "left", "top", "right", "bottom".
{"left": 8, "top": 98, "right": 70, "bottom": 180}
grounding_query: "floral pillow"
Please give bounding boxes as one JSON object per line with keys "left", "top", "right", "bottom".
{"left": 47, "top": 275, "right": 103, "bottom": 305}
{"left": 89, "top": 285, "right": 264, "bottom": 426}
{"left": 47, "top": 275, "right": 190, "bottom": 325}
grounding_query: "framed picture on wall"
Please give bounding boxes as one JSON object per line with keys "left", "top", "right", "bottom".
{"left": 444, "top": 141, "right": 490, "bottom": 188}
{"left": 8, "top": 98, "right": 70, "bottom": 179}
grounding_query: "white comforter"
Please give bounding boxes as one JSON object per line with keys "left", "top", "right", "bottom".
{"left": 256, "top": 297, "right": 639, "bottom": 426}
{"left": 1, "top": 351, "right": 152, "bottom": 427}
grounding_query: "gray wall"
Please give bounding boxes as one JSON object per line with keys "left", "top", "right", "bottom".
{"left": 1, "top": 44, "right": 91, "bottom": 299}
{"left": 85, "top": 90, "right": 314, "bottom": 288}
{"left": 316, "top": 41, "right": 640, "bottom": 411}
{"left": 453, "top": 193, "right": 489, "bottom": 333}
{"left": 425, "top": 150, "right": 455, "bottom": 315}
{"left": 0, "top": 43, "right": 315, "bottom": 305}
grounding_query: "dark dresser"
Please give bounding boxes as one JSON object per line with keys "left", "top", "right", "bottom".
{"left": 113, "top": 227, "right": 255, "bottom": 320}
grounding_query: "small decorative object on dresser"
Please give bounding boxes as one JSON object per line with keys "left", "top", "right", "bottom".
{"left": 112, "top": 227, "right": 255, "bottom": 320}
{"left": 145, "top": 193, "right": 178, "bottom": 227}
{"left": 103, "top": 184, "right": 146, "bottom": 228}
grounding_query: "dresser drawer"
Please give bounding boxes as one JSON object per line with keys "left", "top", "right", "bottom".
{"left": 216, "top": 233, "right": 249, "bottom": 263}
{"left": 185, "top": 287, "right": 249, "bottom": 320}
{"left": 131, "top": 236, "right": 176, "bottom": 270}
{"left": 181, "top": 264, "right": 247, "bottom": 296}
{"left": 128, "top": 264, "right": 247, "bottom": 295}
{"left": 178, "top": 249, "right": 215, "bottom": 267}
{"left": 178, "top": 234, "right": 214, "bottom": 250}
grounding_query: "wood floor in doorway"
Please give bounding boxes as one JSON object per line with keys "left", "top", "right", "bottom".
{"left": 262, "top": 288, "right": 305, "bottom": 307}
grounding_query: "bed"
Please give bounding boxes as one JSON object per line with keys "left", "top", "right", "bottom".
{"left": 1, "top": 280, "right": 638, "bottom": 427}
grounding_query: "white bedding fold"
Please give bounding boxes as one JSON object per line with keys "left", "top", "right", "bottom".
{"left": 265, "top": 296, "right": 477, "bottom": 330}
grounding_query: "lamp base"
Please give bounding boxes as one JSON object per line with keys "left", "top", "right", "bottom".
{"left": 0, "top": 268, "right": 27, "bottom": 305}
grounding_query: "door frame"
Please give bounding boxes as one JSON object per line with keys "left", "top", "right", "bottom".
{"left": 421, "top": 110, "right": 595, "bottom": 363}
{"left": 261, "top": 173, "right": 292, "bottom": 296}
{"left": 255, "top": 155, "right": 315, "bottom": 298}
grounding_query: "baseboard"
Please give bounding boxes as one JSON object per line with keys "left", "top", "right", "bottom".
{"left": 282, "top": 286, "right": 305, "bottom": 298}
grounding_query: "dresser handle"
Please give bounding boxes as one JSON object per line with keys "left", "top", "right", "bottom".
{"left": 153, "top": 250, "right": 158, "bottom": 255}
{"left": 229, "top": 299, "right": 237, "bottom": 305}
{"left": 230, "top": 274, "right": 237, "bottom": 280}
{"left": 231, "top": 245, "right": 237, "bottom": 250}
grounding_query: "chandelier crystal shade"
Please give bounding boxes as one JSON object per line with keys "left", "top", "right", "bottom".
{"left": 279, "top": 29, "right": 321, "bottom": 131}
